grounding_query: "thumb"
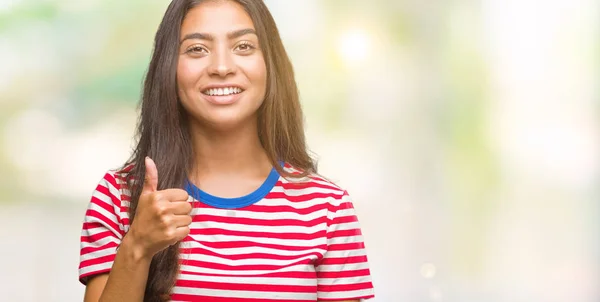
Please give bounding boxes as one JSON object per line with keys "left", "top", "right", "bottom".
{"left": 142, "top": 156, "right": 158, "bottom": 193}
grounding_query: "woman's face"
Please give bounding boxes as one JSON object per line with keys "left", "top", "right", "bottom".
{"left": 177, "top": 0, "right": 267, "bottom": 131}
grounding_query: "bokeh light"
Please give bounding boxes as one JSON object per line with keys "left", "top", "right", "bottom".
{"left": 338, "top": 29, "right": 370, "bottom": 64}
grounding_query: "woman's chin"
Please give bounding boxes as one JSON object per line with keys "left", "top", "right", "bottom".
{"left": 183, "top": 97, "right": 263, "bottom": 132}
{"left": 195, "top": 112, "right": 256, "bottom": 132}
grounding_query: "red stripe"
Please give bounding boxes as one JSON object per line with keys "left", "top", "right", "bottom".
{"left": 317, "top": 281, "right": 373, "bottom": 292}
{"left": 81, "top": 221, "right": 104, "bottom": 231}
{"left": 318, "top": 255, "right": 368, "bottom": 266}
{"left": 327, "top": 228, "right": 363, "bottom": 239}
{"left": 181, "top": 239, "right": 327, "bottom": 252}
{"left": 307, "top": 175, "right": 342, "bottom": 187}
{"left": 102, "top": 173, "right": 120, "bottom": 191}
{"left": 117, "top": 164, "right": 134, "bottom": 174}
{"left": 316, "top": 294, "right": 375, "bottom": 301}
{"left": 80, "top": 230, "right": 116, "bottom": 243}
{"left": 84, "top": 209, "right": 122, "bottom": 236}
{"left": 330, "top": 213, "right": 358, "bottom": 225}
{"left": 90, "top": 193, "right": 121, "bottom": 218}
{"left": 189, "top": 227, "right": 326, "bottom": 241}
{"left": 246, "top": 203, "right": 329, "bottom": 215}
{"left": 191, "top": 201, "right": 336, "bottom": 216}
{"left": 317, "top": 268, "right": 372, "bottom": 279}
{"left": 79, "top": 253, "right": 115, "bottom": 268}
{"left": 80, "top": 241, "right": 119, "bottom": 256}
{"left": 180, "top": 247, "right": 322, "bottom": 261}
{"left": 327, "top": 242, "right": 366, "bottom": 251}
{"left": 182, "top": 257, "right": 313, "bottom": 271}
{"left": 329, "top": 201, "right": 355, "bottom": 212}
{"left": 175, "top": 279, "right": 316, "bottom": 293}
{"left": 277, "top": 180, "right": 343, "bottom": 192}
{"left": 265, "top": 192, "right": 345, "bottom": 203}
{"left": 179, "top": 269, "right": 317, "bottom": 279}
{"left": 170, "top": 294, "right": 313, "bottom": 302}
{"left": 114, "top": 174, "right": 128, "bottom": 183}
{"left": 192, "top": 214, "right": 328, "bottom": 228}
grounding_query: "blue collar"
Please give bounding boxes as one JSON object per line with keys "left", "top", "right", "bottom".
{"left": 184, "top": 166, "right": 281, "bottom": 209}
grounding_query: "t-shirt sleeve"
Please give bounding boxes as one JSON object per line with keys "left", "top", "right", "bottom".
{"left": 316, "top": 191, "right": 375, "bottom": 301}
{"left": 78, "top": 171, "right": 127, "bottom": 285}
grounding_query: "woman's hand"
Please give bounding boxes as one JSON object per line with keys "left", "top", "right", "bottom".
{"left": 126, "top": 157, "right": 193, "bottom": 259}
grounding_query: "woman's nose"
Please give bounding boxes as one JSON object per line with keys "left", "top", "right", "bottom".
{"left": 208, "top": 48, "right": 235, "bottom": 77}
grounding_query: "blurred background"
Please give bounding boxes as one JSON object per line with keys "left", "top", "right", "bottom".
{"left": 0, "top": 0, "right": 598, "bottom": 301}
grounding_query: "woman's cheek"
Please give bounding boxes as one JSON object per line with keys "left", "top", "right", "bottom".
{"left": 178, "top": 59, "right": 205, "bottom": 88}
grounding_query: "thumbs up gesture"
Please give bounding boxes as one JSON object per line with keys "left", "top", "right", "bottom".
{"left": 127, "top": 157, "right": 193, "bottom": 259}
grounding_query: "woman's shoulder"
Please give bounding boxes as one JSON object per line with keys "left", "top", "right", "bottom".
{"left": 95, "top": 163, "right": 136, "bottom": 193}
{"left": 280, "top": 163, "right": 348, "bottom": 198}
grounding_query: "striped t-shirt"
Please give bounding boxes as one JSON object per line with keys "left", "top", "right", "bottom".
{"left": 79, "top": 164, "right": 375, "bottom": 301}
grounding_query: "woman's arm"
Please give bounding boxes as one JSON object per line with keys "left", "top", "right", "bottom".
{"left": 82, "top": 158, "right": 192, "bottom": 302}
{"left": 84, "top": 235, "right": 151, "bottom": 302}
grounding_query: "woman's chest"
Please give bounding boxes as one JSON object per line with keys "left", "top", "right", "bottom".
{"left": 170, "top": 205, "right": 328, "bottom": 301}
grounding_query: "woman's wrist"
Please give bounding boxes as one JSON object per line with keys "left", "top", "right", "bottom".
{"left": 120, "top": 232, "right": 153, "bottom": 265}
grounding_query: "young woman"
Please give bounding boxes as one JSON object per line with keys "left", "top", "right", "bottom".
{"left": 78, "top": 0, "right": 375, "bottom": 301}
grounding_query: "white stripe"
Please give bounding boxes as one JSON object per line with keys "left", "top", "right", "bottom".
{"left": 84, "top": 205, "right": 124, "bottom": 238}
{"left": 301, "top": 178, "right": 343, "bottom": 191}
{"left": 120, "top": 199, "right": 131, "bottom": 208}
{"left": 270, "top": 185, "right": 346, "bottom": 196}
{"left": 317, "top": 288, "right": 374, "bottom": 300}
{"left": 182, "top": 251, "right": 318, "bottom": 266}
{"left": 316, "top": 262, "right": 370, "bottom": 272}
{"left": 120, "top": 188, "right": 132, "bottom": 196}
{"left": 96, "top": 174, "right": 124, "bottom": 203}
{"left": 81, "top": 220, "right": 123, "bottom": 237}
{"left": 81, "top": 235, "right": 120, "bottom": 250}
{"left": 90, "top": 190, "right": 120, "bottom": 217}
{"left": 190, "top": 220, "right": 327, "bottom": 234}
{"left": 80, "top": 245, "right": 118, "bottom": 262}
{"left": 331, "top": 221, "right": 361, "bottom": 232}
{"left": 79, "top": 262, "right": 113, "bottom": 277}
{"left": 191, "top": 206, "right": 328, "bottom": 222}
{"left": 177, "top": 273, "right": 317, "bottom": 286}
{"left": 334, "top": 207, "right": 359, "bottom": 218}
{"left": 318, "top": 275, "right": 373, "bottom": 286}
{"left": 81, "top": 224, "right": 108, "bottom": 236}
{"left": 181, "top": 241, "right": 327, "bottom": 257}
{"left": 188, "top": 234, "right": 324, "bottom": 247}
{"left": 105, "top": 178, "right": 123, "bottom": 200}
{"left": 255, "top": 196, "right": 329, "bottom": 209}
{"left": 323, "top": 248, "right": 367, "bottom": 259}
{"left": 86, "top": 203, "right": 119, "bottom": 227}
{"left": 280, "top": 170, "right": 344, "bottom": 190}
{"left": 171, "top": 286, "right": 316, "bottom": 300}
{"left": 179, "top": 262, "right": 313, "bottom": 276}
{"left": 328, "top": 234, "right": 364, "bottom": 245}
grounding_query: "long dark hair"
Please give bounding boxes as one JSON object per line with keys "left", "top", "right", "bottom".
{"left": 121, "top": 0, "right": 316, "bottom": 300}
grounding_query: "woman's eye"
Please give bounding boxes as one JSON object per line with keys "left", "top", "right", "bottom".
{"left": 235, "top": 42, "right": 255, "bottom": 52}
{"left": 187, "top": 46, "right": 207, "bottom": 54}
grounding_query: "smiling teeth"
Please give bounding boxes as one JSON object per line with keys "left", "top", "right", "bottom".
{"left": 204, "top": 87, "right": 243, "bottom": 96}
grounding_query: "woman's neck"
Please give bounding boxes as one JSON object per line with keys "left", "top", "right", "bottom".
{"left": 187, "top": 118, "right": 271, "bottom": 179}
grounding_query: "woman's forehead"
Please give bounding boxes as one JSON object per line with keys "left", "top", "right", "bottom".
{"left": 181, "top": 1, "right": 255, "bottom": 36}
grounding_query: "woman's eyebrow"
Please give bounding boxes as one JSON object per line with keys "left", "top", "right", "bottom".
{"left": 180, "top": 28, "right": 257, "bottom": 44}
{"left": 227, "top": 28, "right": 257, "bottom": 39}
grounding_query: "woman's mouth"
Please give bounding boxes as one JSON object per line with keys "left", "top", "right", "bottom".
{"left": 201, "top": 86, "right": 245, "bottom": 105}
{"left": 202, "top": 87, "right": 244, "bottom": 96}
